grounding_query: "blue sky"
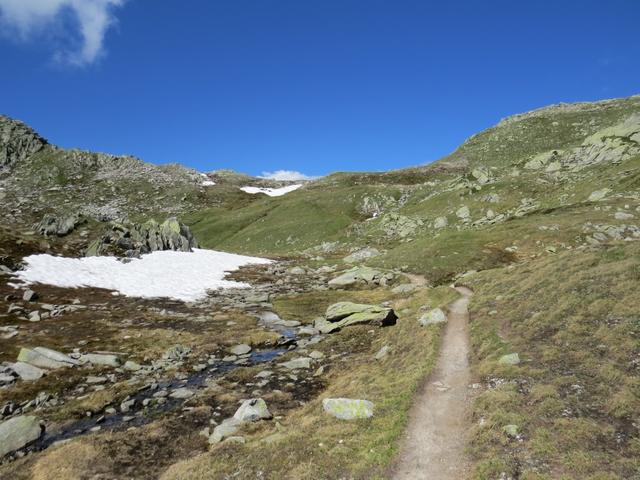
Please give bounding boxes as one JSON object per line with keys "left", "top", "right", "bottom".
{"left": 0, "top": 0, "right": 639, "bottom": 178}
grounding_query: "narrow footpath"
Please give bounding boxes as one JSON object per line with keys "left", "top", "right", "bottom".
{"left": 393, "top": 286, "right": 474, "bottom": 480}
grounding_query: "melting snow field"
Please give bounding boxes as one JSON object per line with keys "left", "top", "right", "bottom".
{"left": 240, "top": 184, "right": 302, "bottom": 197}
{"left": 14, "top": 249, "right": 272, "bottom": 302}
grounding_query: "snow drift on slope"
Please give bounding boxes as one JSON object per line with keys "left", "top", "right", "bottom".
{"left": 240, "top": 184, "right": 302, "bottom": 197}
{"left": 14, "top": 249, "right": 272, "bottom": 302}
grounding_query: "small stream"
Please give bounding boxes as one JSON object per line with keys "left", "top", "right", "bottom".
{"left": 34, "top": 312, "right": 299, "bottom": 451}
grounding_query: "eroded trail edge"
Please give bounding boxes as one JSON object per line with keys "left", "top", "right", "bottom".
{"left": 393, "top": 286, "right": 473, "bottom": 480}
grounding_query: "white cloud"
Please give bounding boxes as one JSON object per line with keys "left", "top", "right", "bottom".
{"left": 260, "top": 170, "right": 316, "bottom": 181}
{"left": 0, "top": 0, "right": 125, "bottom": 66}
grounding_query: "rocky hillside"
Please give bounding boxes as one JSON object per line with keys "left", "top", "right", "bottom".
{"left": 0, "top": 95, "right": 639, "bottom": 480}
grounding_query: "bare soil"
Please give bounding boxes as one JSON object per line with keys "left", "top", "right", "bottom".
{"left": 392, "top": 286, "right": 473, "bottom": 480}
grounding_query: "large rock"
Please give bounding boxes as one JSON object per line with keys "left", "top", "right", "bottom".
{"left": 8, "top": 362, "right": 45, "bottom": 381}
{"left": 322, "top": 398, "right": 374, "bottom": 420}
{"left": 209, "top": 418, "right": 241, "bottom": 444}
{"left": 588, "top": 188, "right": 611, "bottom": 202}
{"left": 418, "top": 308, "right": 447, "bottom": 326}
{"left": 0, "top": 416, "right": 43, "bottom": 457}
{"left": 34, "top": 213, "right": 84, "bottom": 237}
{"left": 343, "top": 247, "right": 381, "bottom": 263}
{"left": 86, "top": 217, "right": 199, "bottom": 257}
{"left": 280, "top": 357, "right": 312, "bottom": 370}
{"left": 233, "top": 398, "right": 272, "bottom": 422}
{"left": 17, "top": 347, "right": 79, "bottom": 370}
{"left": 315, "top": 302, "right": 397, "bottom": 333}
{"left": 80, "top": 353, "right": 121, "bottom": 367}
{"left": 498, "top": 353, "right": 521, "bottom": 365}
{"left": 328, "top": 266, "right": 394, "bottom": 289}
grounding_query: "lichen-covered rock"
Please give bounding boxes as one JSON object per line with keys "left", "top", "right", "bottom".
{"left": 34, "top": 213, "right": 85, "bottom": 237}
{"left": 86, "top": 217, "right": 198, "bottom": 257}
{"left": 0, "top": 116, "right": 47, "bottom": 170}
{"left": 315, "top": 302, "right": 397, "bottom": 333}
{"left": 322, "top": 398, "right": 374, "bottom": 420}
{"left": 233, "top": 398, "right": 272, "bottom": 422}
{"left": 328, "top": 266, "right": 394, "bottom": 289}
{"left": 17, "top": 347, "right": 79, "bottom": 370}
{"left": 0, "top": 415, "right": 43, "bottom": 457}
{"left": 343, "top": 247, "right": 381, "bottom": 263}
{"left": 498, "top": 353, "right": 521, "bottom": 365}
{"left": 418, "top": 308, "right": 447, "bottom": 326}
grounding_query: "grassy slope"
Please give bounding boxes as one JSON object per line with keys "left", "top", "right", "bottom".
{"left": 160, "top": 286, "right": 459, "bottom": 480}
{"left": 464, "top": 242, "right": 640, "bottom": 479}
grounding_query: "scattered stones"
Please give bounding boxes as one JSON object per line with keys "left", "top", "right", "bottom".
{"left": 309, "top": 351, "right": 324, "bottom": 360}
{"left": 322, "top": 398, "right": 374, "bottom": 420}
{"left": 418, "top": 308, "right": 447, "bottom": 326}
{"left": 27, "top": 311, "right": 41, "bottom": 322}
{"left": 0, "top": 415, "right": 43, "bottom": 457}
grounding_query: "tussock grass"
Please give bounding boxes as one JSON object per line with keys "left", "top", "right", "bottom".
{"left": 465, "top": 242, "right": 640, "bottom": 479}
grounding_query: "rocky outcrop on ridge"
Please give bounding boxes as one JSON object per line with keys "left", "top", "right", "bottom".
{"left": 86, "top": 217, "right": 199, "bottom": 257}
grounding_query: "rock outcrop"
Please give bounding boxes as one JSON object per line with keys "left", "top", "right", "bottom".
{"left": 86, "top": 217, "right": 199, "bottom": 257}
{"left": 0, "top": 116, "right": 47, "bottom": 170}
{"left": 34, "top": 213, "right": 85, "bottom": 237}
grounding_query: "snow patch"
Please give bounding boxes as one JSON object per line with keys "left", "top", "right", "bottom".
{"left": 202, "top": 180, "right": 216, "bottom": 186}
{"left": 240, "top": 184, "right": 302, "bottom": 197}
{"left": 13, "top": 249, "right": 272, "bottom": 302}
{"left": 260, "top": 170, "right": 315, "bottom": 181}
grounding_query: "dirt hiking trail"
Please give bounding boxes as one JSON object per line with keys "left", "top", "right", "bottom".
{"left": 392, "top": 286, "right": 474, "bottom": 480}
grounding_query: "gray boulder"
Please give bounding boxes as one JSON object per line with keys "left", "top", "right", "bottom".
{"left": 17, "top": 347, "right": 79, "bottom": 370}
{"left": 80, "top": 353, "right": 121, "bottom": 367}
{"left": 233, "top": 398, "right": 272, "bottom": 422}
{"left": 229, "top": 344, "right": 252, "bottom": 356}
{"left": 343, "top": 247, "right": 381, "bottom": 263}
{"left": 34, "top": 213, "right": 84, "bottom": 237}
{"left": 418, "top": 308, "right": 447, "bottom": 326}
{"left": 328, "top": 266, "right": 394, "bottom": 289}
{"left": 322, "top": 398, "right": 374, "bottom": 420}
{"left": 86, "top": 217, "right": 199, "bottom": 257}
{"left": 315, "top": 302, "right": 397, "bottom": 333}
{"left": 280, "top": 357, "right": 312, "bottom": 370}
{"left": 498, "top": 353, "right": 521, "bottom": 365}
{"left": 8, "top": 362, "right": 45, "bottom": 381}
{"left": 0, "top": 416, "right": 43, "bottom": 457}
{"left": 209, "top": 418, "right": 241, "bottom": 444}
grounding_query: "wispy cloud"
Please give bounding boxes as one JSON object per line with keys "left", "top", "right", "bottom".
{"left": 0, "top": 0, "right": 126, "bottom": 66}
{"left": 260, "top": 170, "right": 317, "bottom": 181}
